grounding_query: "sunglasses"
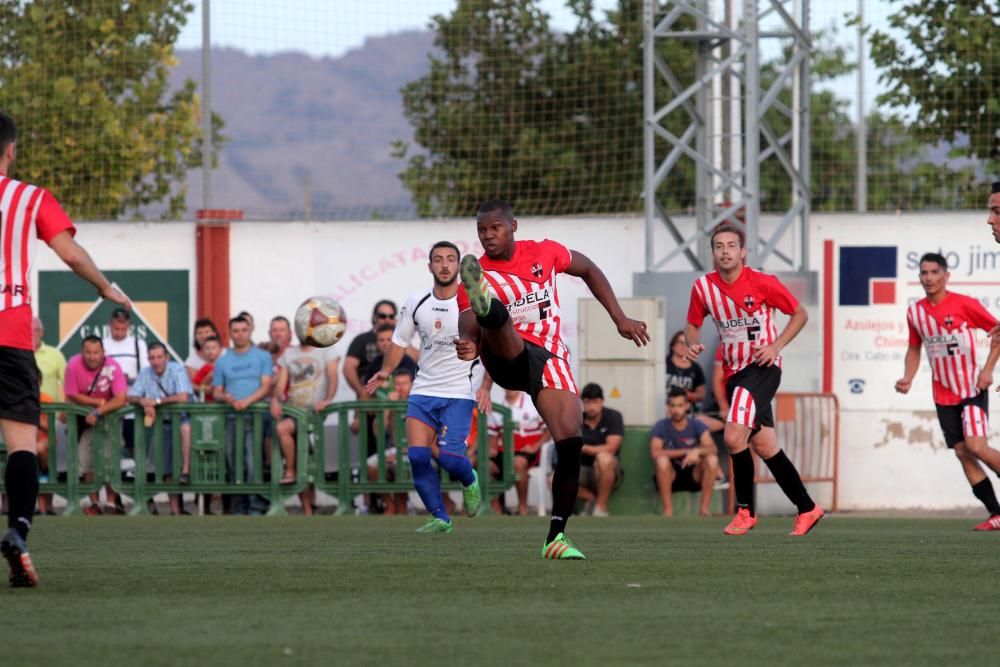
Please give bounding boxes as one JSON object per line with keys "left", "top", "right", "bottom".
{"left": 376, "top": 312, "right": 396, "bottom": 319}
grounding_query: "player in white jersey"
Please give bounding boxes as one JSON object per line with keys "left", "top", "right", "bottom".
{"left": 365, "top": 241, "right": 491, "bottom": 533}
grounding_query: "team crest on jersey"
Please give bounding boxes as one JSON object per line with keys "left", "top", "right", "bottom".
{"left": 531, "top": 263, "right": 544, "bottom": 279}
{"left": 943, "top": 315, "right": 954, "bottom": 328}
{"left": 743, "top": 295, "right": 755, "bottom": 310}
{"left": 434, "top": 319, "right": 442, "bottom": 331}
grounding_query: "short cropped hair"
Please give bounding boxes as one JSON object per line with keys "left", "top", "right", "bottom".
{"left": 81, "top": 335, "right": 103, "bottom": 348}
{"left": 667, "top": 387, "right": 689, "bottom": 402}
{"left": 429, "top": 240, "right": 460, "bottom": 262}
{"left": 477, "top": 198, "right": 514, "bottom": 221}
{"left": 919, "top": 252, "right": 948, "bottom": 270}
{"left": 710, "top": 222, "right": 745, "bottom": 249}
{"left": 0, "top": 111, "right": 16, "bottom": 155}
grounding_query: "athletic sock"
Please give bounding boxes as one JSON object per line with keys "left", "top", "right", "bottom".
{"left": 408, "top": 447, "right": 449, "bottom": 522}
{"left": 730, "top": 448, "right": 756, "bottom": 516}
{"left": 547, "top": 437, "right": 583, "bottom": 543}
{"left": 5, "top": 451, "right": 39, "bottom": 541}
{"left": 971, "top": 478, "right": 1000, "bottom": 516}
{"left": 763, "top": 449, "right": 816, "bottom": 514}
{"left": 437, "top": 451, "right": 476, "bottom": 487}
{"left": 476, "top": 298, "right": 510, "bottom": 330}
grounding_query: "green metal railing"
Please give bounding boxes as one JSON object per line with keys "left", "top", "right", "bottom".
{"left": 0, "top": 400, "right": 517, "bottom": 516}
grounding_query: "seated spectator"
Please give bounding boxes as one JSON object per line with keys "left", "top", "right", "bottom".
{"left": 191, "top": 335, "right": 223, "bottom": 401}
{"left": 270, "top": 327, "right": 340, "bottom": 514}
{"left": 127, "top": 342, "right": 194, "bottom": 515}
{"left": 185, "top": 318, "right": 221, "bottom": 381}
{"left": 650, "top": 388, "right": 721, "bottom": 517}
{"left": 488, "top": 390, "right": 550, "bottom": 516}
{"left": 64, "top": 336, "right": 127, "bottom": 515}
{"left": 668, "top": 330, "right": 724, "bottom": 433}
{"left": 33, "top": 317, "right": 66, "bottom": 400}
{"left": 578, "top": 383, "right": 623, "bottom": 517}
{"left": 366, "top": 367, "right": 413, "bottom": 515}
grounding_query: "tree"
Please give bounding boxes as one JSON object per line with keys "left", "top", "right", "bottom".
{"left": 394, "top": 0, "right": 694, "bottom": 217}
{"left": 0, "top": 0, "right": 223, "bottom": 220}
{"left": 867, "top": 0, "right": 999, "bottom": 175}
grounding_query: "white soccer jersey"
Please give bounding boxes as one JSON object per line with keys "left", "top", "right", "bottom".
{"left": 393, "top": 288, "right": 478, "bottom": 400}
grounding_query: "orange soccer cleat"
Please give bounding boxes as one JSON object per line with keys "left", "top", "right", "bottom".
{"left": 1, "top": 529, "right": 39, "bottom": 588}
{"left": 789, "top": 505, "right": 825, "bottom": 536}
{"left": 723, "top": 507, "right": 757, "bottom": 535}
{"left": 972, "top": 515, "right": 1000, "bottom": 531}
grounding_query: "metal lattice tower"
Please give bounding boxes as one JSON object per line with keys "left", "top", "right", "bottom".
{"left": 643, "top": 0, "right": 811, "bottom": 271}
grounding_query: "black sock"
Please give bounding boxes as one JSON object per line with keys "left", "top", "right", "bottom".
{"left": 763, "top": 449, "right": 815, "bottom": 514}
{"left": 5, "top": 451, "right": 39, "bottom": 541}
{"left": 971, "top": 478, "right": 1000, "bottom": 516}
{"left": 731, "top": 448, "right": 756, "bottom": 516}
{"left": 476, "top": 298, "right": 509, "bottom": 330}
{"left": 547, "top": 437, "right": 583, "bottom": 543}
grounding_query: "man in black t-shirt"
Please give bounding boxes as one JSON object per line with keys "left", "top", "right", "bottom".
{"left": 578, "top": 383, "right": 624, "bottom": 517}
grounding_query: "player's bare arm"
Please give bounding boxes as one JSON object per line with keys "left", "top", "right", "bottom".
{"left": 270, "top": 367, "right": 289, "bottom": 419}
{"left": 895, "top": 342, "right": 922, "bottom": 394}
{"left": 48, "top": 230, "right": 131, "bottom": 308}
{"left": 981, "top": 342, "right": 1000, "bottom": 391}
{"left": 365, "top": 342, "right": 408, "bottom": 395}
{"left": 456, "top": 310, "right": 480, "bottom": 361}
{"left": 752, "top": 304, "right": 808, "bottom": 367}
{"left": 475, "top": 371, "right": 493, "bottom": 413}
{"left": 683, "top": 323, "right": 705, "bottom": 361}
{"left": 564, "top": 250, "right": 649, "bottom": 347}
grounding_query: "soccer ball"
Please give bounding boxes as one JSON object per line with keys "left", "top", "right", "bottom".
{"left": 294, "top": 296, "right": 347, "bottom": 348}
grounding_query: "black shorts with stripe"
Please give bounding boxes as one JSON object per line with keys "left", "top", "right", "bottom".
{"left": 0, "top": 346, "right": 41, "bottom": 426}
{"left": 725, "top": 364, "right": 782, "bottom": 432}
{"left": 936, "top": 391, "right": 989, "bottom": 448}
{"left": 481, "top": 340, "right": 559, "bottom": 404}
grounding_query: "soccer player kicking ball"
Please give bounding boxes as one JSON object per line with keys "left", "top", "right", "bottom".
{"left": 365, "top": 241, "right": 492, "bottom": 533}
{"left": 0, "top": 111, "right": 130, "bottom": 587}
{"left": 455, "top": 199, "right": 649, "bottom": 559}
{"left": 683, "top": 223, "right": 823, "bottom": 536}
{"left": 895, "top": 253, "right": 1000, "bottom": 531}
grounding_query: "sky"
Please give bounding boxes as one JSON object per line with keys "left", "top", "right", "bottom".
{"left": 174, "top": 0, "right": 893, "bottom": 120}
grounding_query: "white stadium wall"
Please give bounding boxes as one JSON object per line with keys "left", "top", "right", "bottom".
{"left": 30, "top": 212, "right": 1000, "bottom": 510}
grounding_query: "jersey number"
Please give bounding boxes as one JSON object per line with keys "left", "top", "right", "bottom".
{"left": 946, "top": 341, "right": 959, "bottom": 356}
{"left": 538, "top": 300, "right": 551, "bottom": 320}
{"left": 747, "top": 324, "right": 761, "bottom": 342}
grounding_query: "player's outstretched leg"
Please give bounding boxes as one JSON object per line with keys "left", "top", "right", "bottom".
{"left": 460, "top": 254, "right": 493, "bottom": 319}
{"left": 408, "top": 446, "right": 453, "bottom": 533}
{"left": 2, "top": 439, "right": 41, "bottom": 587}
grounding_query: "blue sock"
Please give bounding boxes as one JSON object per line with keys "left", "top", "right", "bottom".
{"left": 438, "top": 450, "right": 476, "bottom": 487}
{"left": 408, "top": 447, "right": 449, "bottom": 521}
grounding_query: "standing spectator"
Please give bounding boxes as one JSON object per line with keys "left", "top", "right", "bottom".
{"left": 666, "top": 331, "right": 706, "bottom": 406}
{"left": 578, "top": 383, "right": 624, "bottom": 517}
{"left": 102, "top": 308, "right": 148, "bottom": 464}
{"left": 269, "top": 328, "right": 340, "bottom": 514}
{"left": 237, "top": 310, "right": 256, "bottom": 342}
{"left": 127, "top": 342, "right": 194, "bottom": 515}
{"left": 650, "top": 388, "right": 721, "bottom": 517}
{"left": 191, "top": 336, "right": 223, "bottom": 402}
{"left": 212, "top": 315, "right": 273, "bottom": 515}
{"left": 488, "top": 390, "right": 550, "bottom": 516}
{"left": 268, "top": 316, "right": 293, "bottom": 360}
{"left": 185, "top": 318, "right": 221, "bottom": 380}
{"left": 32, "top": 317, "right": 66, "bottom": 400}
{"left": 64, "top": 336, "right": 127, "bottom": 515}
{"left": 343, "top": 300, "right": 398, "bottom": 400}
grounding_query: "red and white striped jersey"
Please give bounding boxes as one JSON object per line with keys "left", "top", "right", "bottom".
{"left": 0, "top": 175, "right": 75, "bottom": 350}
{"left": 488, "top": 392, "right": 547, "bottom": 452}
{"left": 687, "top": 267, "right": 799, "bottom": 380}
{"left": 907, "top": 292, "right": 997, "bottom": 406}
{"left": 458, "top": 239, "right": 572, "bottom": 360}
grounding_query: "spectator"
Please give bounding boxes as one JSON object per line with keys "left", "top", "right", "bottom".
{"left": 488, "top": 390, "right": 550, "bottom": 516}
{"left": 32, "top": 317, "right": 66, "bottom": 400}
{"left": 269, "top": 325, "right": 341, "bottom": 514}
{"left": 37, "top": 387, "right": 55, "bottom": 515}
{"left": 578, "top": 383, "right": 624, "bottom": 517}
{"left": 64, "top": 336, "right": 127, "bottom": 515}
{"left": 213, "top": 315, "right": 273, "bottom": 515}
{"left": 343, "top": 300, "right": 398, "bottom": 401}
{"left": 650, "top": 388, "right": 721, "bottom": 517}
{"left": 127, "top": 342, "right": 194, "bottom": 515}
{"left": 668, "top": 330, "right": 724, "bottom": 433}
{"left": 190, "top": 335, "right": 223, "bottom": 402}
{"left": 102, "top": 308, "right": 148, "bottom": 463}
{"left": 237, "top": 310, "right": 256, "bottom": 342}
{"left": 366, "top": 367, "right": 413, "bottom": 515}
{"left": 268, "top": 316, "right": 293, "bottom": 360}
{"left": 185, "top": 318, "right": 221, "bottom": 380}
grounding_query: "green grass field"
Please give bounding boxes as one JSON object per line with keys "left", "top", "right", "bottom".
{"left": 4, "top": 515, "right": 997, "bottom": 666}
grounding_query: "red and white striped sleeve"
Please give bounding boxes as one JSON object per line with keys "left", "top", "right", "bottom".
{"left": 687, "top": 280, "right": 709, "bottom": 327}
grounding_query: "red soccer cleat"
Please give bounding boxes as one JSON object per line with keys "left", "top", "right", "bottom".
{"left": 789, "top": 504, "right": 825, "bottom": 536}
{"left": 972, "top": 515, "right": 1000, "bottom": 531}
{"left": 723, "top": 508, "right": 757, "bottom": 535}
